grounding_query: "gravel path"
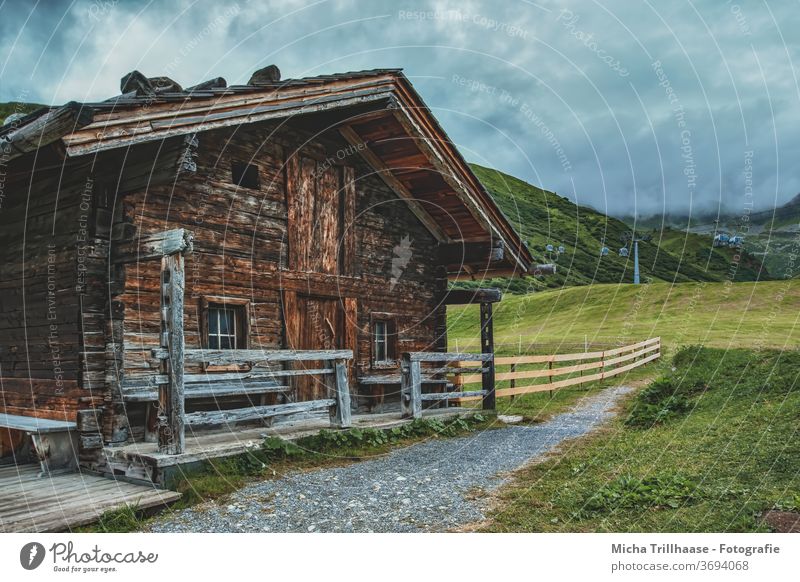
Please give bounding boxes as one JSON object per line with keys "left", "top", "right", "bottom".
{"left": 148, "top": 386, "right": 632, "bottom": 532}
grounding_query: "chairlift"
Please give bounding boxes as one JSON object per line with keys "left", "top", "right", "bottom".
{"left": 600, "top": 246, "right": 609, "bottom": 256}
{"left": 545, "top": 244, "right": 554, "bottom": 252}
{"left": 618, "top": 247, "right": 629, "bottom": 257}
{"left": 558, "top": 245, "right": 566, "bottom": 254}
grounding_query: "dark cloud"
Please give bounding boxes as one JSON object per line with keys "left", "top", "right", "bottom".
{"left": 1, "top": 0, "right": 797, "bottom": 217}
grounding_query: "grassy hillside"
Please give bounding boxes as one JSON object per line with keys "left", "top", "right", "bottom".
{"left": 621, "top": 195, "right": 800, "bottom": 278}
{"left": 481, "top": 346, "right": 800, "bottom": 532}
{"left": 0, "top": 101, "right": 45, "bottom": 123}
{"left": 471, "top": 164, "right": 769, "bottom": 290}
{"left": 448, "top": 281, "right": 800, "bottom": 351}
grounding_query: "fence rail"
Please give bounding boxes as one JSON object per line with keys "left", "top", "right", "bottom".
{"left": 453, "top": 337, "right": 661, "bottom": 401}
{"left": 145, "top": 348, "right": 353, "bottom": 450}
{"left": 400, "top": 352, "right": 493, "bottom": 419}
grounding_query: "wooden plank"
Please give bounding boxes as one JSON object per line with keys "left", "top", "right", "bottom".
{"left": 112, "top": 228, "right": 193, "bottom": 263}
{"left": 440, "top": 287, "right": 502, "bottom": 305}
{"left": 603, "top": 343, "right": 660, "bottom": 367}
{"left": 480, "top": 301, "right": 496, "bottom": 411}
{"left": 1, "top": 102, "right": 93, "bottom": 161}
{"left": 331, "top": 359, "right": 352, "bottom": 428}
{"left": 0, "top": 466, "right": 181, "bottom": 533}
{"left": 124, "top": 382, "right": 290, "bottom": 402}
{"left": 158, "top": 252, "right": 185, "bottom": 455}
{"left": 153, "top": 348, "right": 353, "bottom": 363}
{"left": 602, "top": 337, "right": 660, "bottom": 358}
{"left": 494, "top": 352, "right": 604, "bottom": 365}
{"left": 0, "top": 413, "right": 76, "bottom": 434}
{"left": 456, "top": 341, "right": 661, "bottom": 401}
{"left": 421, "top": 390, "right": 486, "bottom": 401}
{"left": 461, "top": 360, "right": 605, "bottom": 384}
{"left": 183, "top": 399, "right": 335, "bottom": 427}
{"left": 130, "top": 368, "right": 334, "bottom": 387}
{"left": 408, "top": 351, "right": 491, "bottom": 362}
{"left": 603, "top": 351, "right": 660, "bottom": 378}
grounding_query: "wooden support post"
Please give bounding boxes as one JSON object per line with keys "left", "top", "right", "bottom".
{"left": 509, "top": 362, "right": 517, "bottom": 402}
{"left": 330, "top": 358, "right": 352, "bottom": 428}
{"left": 480, "top": 302, "right": 496, "bottom": 411}
{"left": 158, "top": 252, "right": 185, "bottom": 455}
{"left": 400, "top": 354, "right": 422, "bottom": 419}
{"left": 548, "top": 360, "right": 553, "bottom": 397}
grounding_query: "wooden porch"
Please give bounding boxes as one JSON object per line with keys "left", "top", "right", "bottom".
{"left": 101, "top": 407, "right": 470, "bottom": 485}
{"left": 0, "top": 464, "right": 180, "bottom": 532}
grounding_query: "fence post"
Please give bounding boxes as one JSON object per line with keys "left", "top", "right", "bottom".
{"left": 480, "top": 302, "right": 496, "bottom": 412}
{"left": 400, "top": 354, "right": 422, "bottom": 419}
{"left": 330, "top": 358, "right": 352, "bottom": 428}
{"left": 509, "top": 362, "right": 517, "bottom": 402}
{"left": 158, "top": 252, "right": 185, "bottom": 455}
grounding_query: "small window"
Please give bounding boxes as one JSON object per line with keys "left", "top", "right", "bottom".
{"left": 231, "top": 161, "right": 260, "bottom": 189}
{"left": 207, "top": 304, "right": 244, "bottom": 349}
{"left": 374, "top": 321, "right": 388, "bottom": 362}
{"left": 372, "top": 316, "right": 397, "bottom": 365}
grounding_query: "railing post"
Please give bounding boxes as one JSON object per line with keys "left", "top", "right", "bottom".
{"left": 158, "top": 252, "right": 185, "bottom": 455}
{"left": 509, "top": 362, "right": 517, "bottom": 402}
{"left": 330, "top": 358, "right": 352, "bottom": 428}
{"left": 400, "top": 353, "right": 422, "bottom": 419}
{"left": 480, "top": 302, "right": 496, "bottom": 411}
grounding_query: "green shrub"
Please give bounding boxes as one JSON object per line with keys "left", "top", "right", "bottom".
{"left": 579, "top": 473, "right": 701, "bottom": 515}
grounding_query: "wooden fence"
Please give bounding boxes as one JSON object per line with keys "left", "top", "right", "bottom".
{"left": 400, "top": 352, "right": 494, "bottom": 419}
{"left": 453, "top": 337, "right": 661, "bottom": 401}
{"left": 138, "top": 348, "right": 353, "bottom": 454}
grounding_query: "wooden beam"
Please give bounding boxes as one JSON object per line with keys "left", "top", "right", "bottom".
{"left": 1, "top": 102, "right": 93, "bottom": 161}
{"left": 112, "top": 228, "right": 193, "bottom": 263}
{"left": 338, "top": 124, "right": 451, "bottom": 242}
{"left": 437, "top": 241, "right": 504, "bottom": 266}
{"left": 152, "top": 348, "right": 354, "bottom": 364}
{"left": 184, "top": 399, "right": 335, "bottom": 427}
{"left": 330, "top": 359, "right": 352, "bottom": 428}
{"left": 441, "top": 288, "right": 502, "bottom": 305}
{"left": 408, "top": 351, "right": 492, "bottom": 362}
{"left": 158, "top": 252, "right": 185, "bottom": 455}
{"left": 480, "top": 302, "right": 496, "bottom": 411}
{"left": 400, "top": 354, "right": 422, "bottom": 419}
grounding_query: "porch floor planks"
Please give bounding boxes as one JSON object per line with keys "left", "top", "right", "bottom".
{"left": 0, "top": 465, "right": 181, "bottom": 532}
{"left": 107, "top": 408, "right": 469, "bottom": 469}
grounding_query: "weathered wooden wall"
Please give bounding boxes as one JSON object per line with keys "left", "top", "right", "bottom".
{"left": 111, "top": 119, "right": 447, "bottom": 439}
{"left": 0, "top": 148, "right": 106, "bottom": 424}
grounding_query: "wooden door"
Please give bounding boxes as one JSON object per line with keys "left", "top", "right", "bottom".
{"left": 286, "top": 294, "right": 343, "bottom": 401}
{"left": 286, "top": 156, "right": 346, "bottom": 274}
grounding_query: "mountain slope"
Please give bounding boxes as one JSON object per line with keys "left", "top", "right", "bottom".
{"left": 447, "top": 281, "right": 800, "bottom": 350}
{"left": 619, "top": 195, "right": 800, "bottom": 278}
{"left": 471, "top": 164, "right": 769, "bottom": 290}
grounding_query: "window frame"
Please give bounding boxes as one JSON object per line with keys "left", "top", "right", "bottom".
{"left": 199, "top": 296, "right": 251, "bottom": 351}
{"left": 370, "top": 312, "right": 398, "bottom": 369}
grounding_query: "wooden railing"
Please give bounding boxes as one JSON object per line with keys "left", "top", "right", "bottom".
{"left": 452, "top": 337, "right": 661, "bottom": 401}
{"left": 400, "top": 352, "right": 494, "bottom": 419}
{"left": 146, "top": 347, "right": 353, "bottom": 453}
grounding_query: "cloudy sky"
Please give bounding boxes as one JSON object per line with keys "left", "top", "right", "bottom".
{"left": 1, "top": 0, "right": 798, "bottom": 218}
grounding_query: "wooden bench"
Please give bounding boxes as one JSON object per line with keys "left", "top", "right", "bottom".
{"left": 0, "top": 413, "right": 78, "bottom": 475}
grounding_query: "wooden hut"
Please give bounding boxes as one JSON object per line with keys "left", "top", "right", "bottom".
{"left": 0, "top": 66, "right": 538, "bottom": 482}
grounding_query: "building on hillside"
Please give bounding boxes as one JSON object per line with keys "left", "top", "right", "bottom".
{"left": 0, "top": 66, "right": 541, "bottom": 483}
